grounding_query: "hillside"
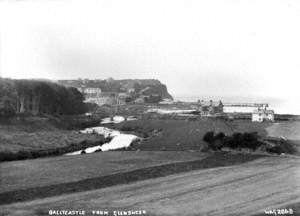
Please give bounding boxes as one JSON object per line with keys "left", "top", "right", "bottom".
{"left": 57, "top": 78, "right": 173, "bottom": 100}
{"left": 0, "top": 116, "right": 105, "bottom": 161}
{"left": 109, "top": 119, "right": 270, "bottom": 151}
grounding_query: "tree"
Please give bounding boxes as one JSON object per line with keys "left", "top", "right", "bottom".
{"left": 2, "top": 79, "right": 87, "bottom": 116}
{"left": 203, "top": 131, "right": 217, "bottom": 150}
{"left": 203, "top": 131, "right": 215, "bottom": 144}
{"left": 0, "top": 78, "right": 17, "bottom": 115}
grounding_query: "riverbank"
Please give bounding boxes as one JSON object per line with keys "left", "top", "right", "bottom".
{"left": 2, "top": 115, "right": 298, "bottom": 162}
{"left": 0, "top": 116, "right": 106, "bottom": 161}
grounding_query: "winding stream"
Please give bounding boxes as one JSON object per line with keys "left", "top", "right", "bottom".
{"left": 65, "top": 116, "right": 139, "bottom": 156}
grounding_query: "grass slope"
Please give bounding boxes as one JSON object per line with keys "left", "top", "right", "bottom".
{"left": 111, "top": 119, "right": 270, "bottom": 150}
{"left": 0, "top": 152, "right": 264, "bottom": 205}
{"left": 0, "top": 116, "right": 104, "bottom": 161}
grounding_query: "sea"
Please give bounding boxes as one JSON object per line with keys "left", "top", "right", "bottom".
{"left": 173, "top": 95, "right": 300, "bottom": 115}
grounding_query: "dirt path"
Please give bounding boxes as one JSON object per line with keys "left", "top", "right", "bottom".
{"left": 1, "top": 156, "right": 300, "bottom": 216}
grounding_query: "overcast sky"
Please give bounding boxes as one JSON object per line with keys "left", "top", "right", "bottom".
{"left": 0, "top": 0, "right": 300, "bottom": 113}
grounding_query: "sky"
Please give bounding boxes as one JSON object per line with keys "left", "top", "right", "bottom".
{"left": 0, "top": 0, "right": 300, "bottom": 114}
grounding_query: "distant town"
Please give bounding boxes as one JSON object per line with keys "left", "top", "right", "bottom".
{"left": 58, "top": 78, "right": 275, "bottom": 122}
{"left": 0, "top": 77, "right": 277, "bottom": 122}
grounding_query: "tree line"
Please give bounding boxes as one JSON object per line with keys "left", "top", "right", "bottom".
{"left": 0, "top": 78, "right": 86, "bottom": 116}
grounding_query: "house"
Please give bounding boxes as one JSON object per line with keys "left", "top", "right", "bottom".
{"left": 252, "top": 109, "right": 274, "bottom": 122}
{"left": 88, "top": 92, "right": 126, "bottom": 106}
{"left": 118, "top": 93, "right": 129, "bottom": 99}
{"left": 80, "top": 87, "right": 102, "bottom": 97}
{"left": 196, "top": 100, "right": 224, "bottom": 115}
{"left": 223, "top": 103, "right": 268, "bottom": 113}
{"left": 134, "top": 97, "right": 145, "bottom": 104}
{"left": 127, "top": 88, "right": 135, "bottom": 94}
{"left": 91, "top": 92, "right": 117, "bottom": 106}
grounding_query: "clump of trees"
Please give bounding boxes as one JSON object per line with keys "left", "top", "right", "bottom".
{"left": 203, "top": 131, "right": 263, "bottom": 151}
{"left": 203, "top": 131, "right": 298, "bottom": 155}
{"left": 0, "top": 78, "right": 87, "bottom": 116}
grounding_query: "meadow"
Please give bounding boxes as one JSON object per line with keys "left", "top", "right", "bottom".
{"left": 110, "top": 118, "right": 270, "bottom": 151}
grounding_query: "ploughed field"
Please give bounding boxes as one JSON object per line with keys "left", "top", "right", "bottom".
{"left": 1, "top": 155, "right": 299, "bottom": 216}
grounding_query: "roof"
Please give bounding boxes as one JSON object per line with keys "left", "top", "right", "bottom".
{"left": 253, "top": 109, "right": 274, "bottom": 114}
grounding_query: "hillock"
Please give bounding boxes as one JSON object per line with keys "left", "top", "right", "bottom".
{"left": 58, "top": 78, "right": 173, "bottom": 101}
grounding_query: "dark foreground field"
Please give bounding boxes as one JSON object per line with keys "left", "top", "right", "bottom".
{"left": 1, "top": 154, "right": 299, "bottom": 216}
{"left": 0, "top": 152, "right": 264, "bottom": 206}
{"left": 0, "top": 151, "right": 205, "bottom": 193}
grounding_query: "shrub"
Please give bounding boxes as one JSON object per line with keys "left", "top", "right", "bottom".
{"left": 267, "top": 146, "right": 283, "bottom": 154}
{"left": 203, "top": 131, "right": 215, "bottom": 144}
{"left": 204, "top": 131, "right": 263, "bottom": 151}
{"left": 203, "top": 131, "right": 226, "bottom": 151}
{"left": 266, "top": 139, "right": 297, "bottom": 155}
{"left": 214, "top": 132, "right": 225, "bottom": 141}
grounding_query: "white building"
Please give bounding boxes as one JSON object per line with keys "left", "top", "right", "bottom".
{"left": 224, "top": 103, "right": 268, "bottom": 113}
{"left": 252, "top": 109, "right": 275, "bottom": 122}
{"left": 85, "top": 92, "right": 126, "bottom": 106}
{"left": 84, "top": 88, "right": 102, "bottom": 95}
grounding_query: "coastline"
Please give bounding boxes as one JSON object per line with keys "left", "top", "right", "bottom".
{"left": 173, "top": 94, "right": 300, "bottom": 115}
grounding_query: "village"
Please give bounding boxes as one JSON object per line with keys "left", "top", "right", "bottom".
{"left": 0, "top": 77, "right": 275, "bottom": 123}
{"left": 74, "top": 83, "right": 275, "bottom": 122}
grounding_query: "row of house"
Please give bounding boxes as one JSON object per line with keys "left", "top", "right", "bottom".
{"left": 77, "top": 88, "right": 276, "bottom": 122}
{"left": 190, "top": 100, "right": 275, "bottom": 122}
{"left": 78, "top": 87, "right": 127, "bottom": 106}
{"left": 190, "top": 100, "right": 224, "bottom": 116}
{"left": 223, "top": 103, "right": 274, "bottom": 122}
{"left": 252, "top": 108, "right": 274, "bottom": 122}
{"left": 78, "top": 87, "right": 165, "bottom": 106}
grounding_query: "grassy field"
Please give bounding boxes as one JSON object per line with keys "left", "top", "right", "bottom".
{"left": 266, "top": 121, "right": 300, "bottom": 153}
{"left": 266, "top": 121, "right": 300, "bottom": 140}
{"left": 0, "top": 151, "right": 206, "bottom": 193}
{"left": 0, "top": 116, "right": 105, "bottom": 161}
{"left": 0, "top": 151, "right": 264, "bottom": 205}
{"left": 110, "top": 119, "right": 270, "bottom": 151}
{"left": 0, "top": 116, "right": 271, "bottom": 161}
